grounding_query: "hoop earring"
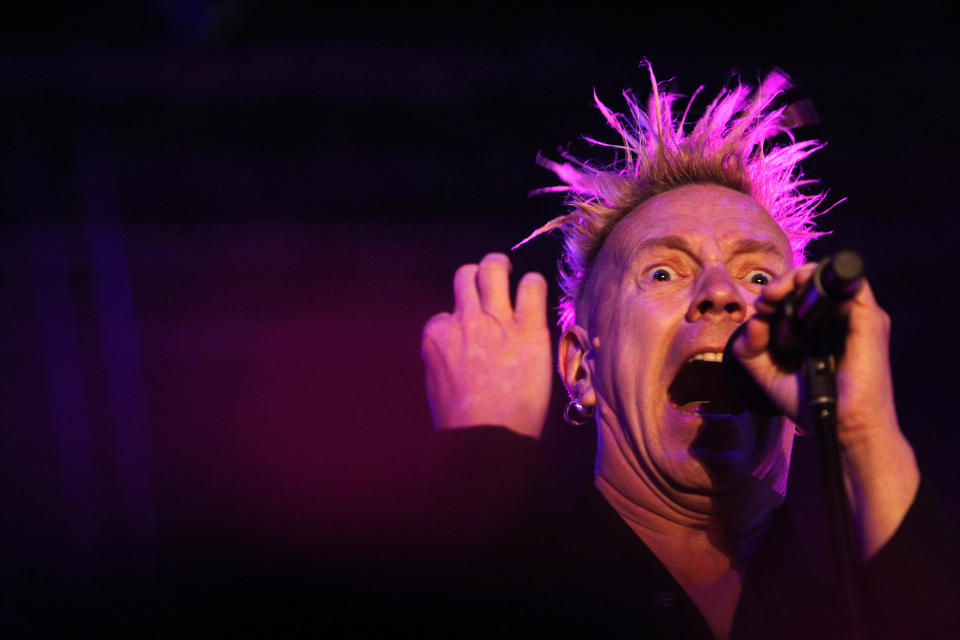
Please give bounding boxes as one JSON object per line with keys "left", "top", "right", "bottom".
{"left": 564, "top": 398, "right": 595, "bottom": 426}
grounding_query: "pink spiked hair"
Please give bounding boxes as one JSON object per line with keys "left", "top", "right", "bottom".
{"left": 516, "top": 62, "right": 834, "bottom": 330}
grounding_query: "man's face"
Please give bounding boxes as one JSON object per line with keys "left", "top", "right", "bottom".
{"left": 584, "top": 184, "right": 795, "bottom": 495}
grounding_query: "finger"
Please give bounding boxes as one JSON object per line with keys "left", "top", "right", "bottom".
{"left": 421, "top": 312, "right": 453, "bottom": 349}
{"left": 515, "top": 271, "right": 548, "bottom": 328}
{"left": 476, "top": 253, "right": 513, "bottom": 317}
{"left": 835, "top": 276, "right": 874, "bottom": 317}
{"left": 853, "top": 277, "right": 880, "bottom": 308}
{"left": 845, "top": 278, "right": 890, "bottom": 335}
{"left": 758, "top": 262, "right": 817, "bottom": 304}
{"left": 453, "top": 263, "right": 481, "bottom": 317}
{"left": 735, "top": 314, "right": 771, "bottom": 359}
{"left": 753, "top": 296, "right": 778, "bottom": 317}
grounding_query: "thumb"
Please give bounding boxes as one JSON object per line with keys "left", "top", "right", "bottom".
{"left": 734, "top": 315, "right": 772, "bottom": 362}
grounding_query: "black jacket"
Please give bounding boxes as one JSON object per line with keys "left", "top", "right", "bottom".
{"left": 422, "top": 426, "right": 960, "bottom": 639}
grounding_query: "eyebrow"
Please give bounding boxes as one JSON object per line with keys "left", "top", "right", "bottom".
{"left": 729, "top": 237, "right": 787, "bottom": 258}
{"left": 631, "top": 235, "right": 787, "bottom": 260}
{"left": 632, "top": 235, "right": 693, "bottom": 255}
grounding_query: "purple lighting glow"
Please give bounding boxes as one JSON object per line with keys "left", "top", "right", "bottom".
{"left": 517, "top": 63, "right": 833, "bottom": 330}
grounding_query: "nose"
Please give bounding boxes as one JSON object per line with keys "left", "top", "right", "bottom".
{"left": 685, "top": 264, "right": 747, "bottom": 323}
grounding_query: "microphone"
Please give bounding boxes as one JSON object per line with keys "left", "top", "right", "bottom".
{"left": 722, "top": 250, "right": 864, "bottom": 414}
{"left": 767, "top": 250, "right": 864, "bottom": 367}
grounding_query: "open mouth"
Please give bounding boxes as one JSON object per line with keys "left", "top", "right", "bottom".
{"left": 668, "top": 351, "right": 781, "bottom": 418}
{"left": 668, "top": 353, "right": 743, "bottom": 417}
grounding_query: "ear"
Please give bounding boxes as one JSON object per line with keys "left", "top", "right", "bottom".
{"left": 558, "top": 325, "right": 597, "bottom": 408}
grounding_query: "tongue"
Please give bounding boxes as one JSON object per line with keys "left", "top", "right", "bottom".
{"left": 669, "top": 359, "right": 784, "bottom": 416}
{"left": 676, "top": 400, "right": 705, "bottom": 414}
{"left": 669, "top": 361, "right": 740, "bottom": 414}
{"left": 675, "top": 399, "right": 736, "bottom": 416}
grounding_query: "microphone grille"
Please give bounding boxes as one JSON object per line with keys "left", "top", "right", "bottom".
{"left": 823, "top": 250, "right": 864, "bottom": 300}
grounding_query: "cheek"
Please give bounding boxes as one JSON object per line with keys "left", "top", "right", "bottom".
{"left": 594, "top": 293, "right": 686, "bottom": 389}
{"left": 741, "top": 285, "right": 763, "bottom": 310}
{"left": 599, "top": 312, "right": 668, "bottom": 399}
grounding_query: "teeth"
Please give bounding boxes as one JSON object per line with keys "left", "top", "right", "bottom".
{"left": 688, "top": 351, "right": 724, "bottom": 363}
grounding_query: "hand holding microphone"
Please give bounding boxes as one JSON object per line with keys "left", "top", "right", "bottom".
{"left": 767, "top": 250, "right": 864, "bottom": 368}
{"left": 723, "top": 251, "right": 864, "bottom": 415}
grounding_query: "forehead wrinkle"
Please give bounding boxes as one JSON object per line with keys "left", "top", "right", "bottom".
{"left": 627, "top": 232, "right": 787, "bottom": 267}
{"left": 725, "top": 236, "right": 788, "bottom": 260}
{"left": 612, "top": 227, "right": 787, "bottom": 276}
{"left": 627, "top": 234, "right": 696, "bottom": 261}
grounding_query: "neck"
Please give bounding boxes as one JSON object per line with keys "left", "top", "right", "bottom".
{"left": 592, "top": 412, "right": 790, "bottom": 640}
{"left": 595, "top": 474, "right": 768, "bottom": 578}
{"left": 592, "top": 417, "right": 786, "bottom": 578}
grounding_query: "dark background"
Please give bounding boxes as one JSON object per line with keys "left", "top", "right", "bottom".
{"left": 1, "top": 0, "right": 957, "bottom": 630}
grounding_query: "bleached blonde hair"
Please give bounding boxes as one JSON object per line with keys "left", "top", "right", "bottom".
{"left": 516, "top": 63, "right": 832, "bottom": 330}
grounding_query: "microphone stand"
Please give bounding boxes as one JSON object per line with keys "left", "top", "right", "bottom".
{"left": 771, "top": 250, "right": 865, "bottom": 639}
{"left": 803, "top": 351, "right": 862, "bottom": 640}
{"left": 727, "top": 249, "right": 866, "bottom": 636}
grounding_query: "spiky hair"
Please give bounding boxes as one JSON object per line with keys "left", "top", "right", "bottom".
{"left": 516, "top": 63, "right": 832, "bottom": 330}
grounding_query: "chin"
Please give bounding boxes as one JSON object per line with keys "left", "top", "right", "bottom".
{"left": 659, "top": 449, "right": 750, "bottom": 493}
{"left": 688, "top": 448, "right": 761, "bottom": 489}
{"left": 678, "top": 413, "right": 785, "bottom": 493}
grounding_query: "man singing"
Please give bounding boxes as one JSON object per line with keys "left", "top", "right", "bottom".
{"left": 420, "top": 64, "right": 957, "bottom": 638}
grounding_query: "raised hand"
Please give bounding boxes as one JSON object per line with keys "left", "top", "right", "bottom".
{"left": 421, "top": 253, "right": 552, "bottom": 438}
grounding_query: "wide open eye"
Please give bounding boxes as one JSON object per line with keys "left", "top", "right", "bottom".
{"left": 648, "top": 266, "right": 679, "bottom": 282}
{"left": 746, "top": 270, "right": 772, "bottom": 286}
